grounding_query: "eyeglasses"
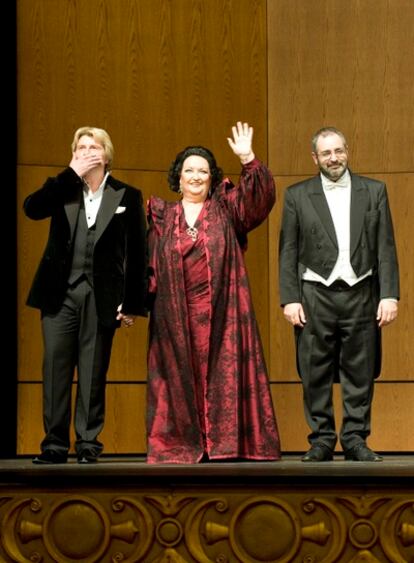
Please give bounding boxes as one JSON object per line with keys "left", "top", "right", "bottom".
{"left": 317, "top": 148, "right": 347, "bottom": 160}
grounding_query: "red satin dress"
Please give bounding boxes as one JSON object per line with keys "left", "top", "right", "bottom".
{"left": 146, "top": 159, "right": 281, "bottom": 463}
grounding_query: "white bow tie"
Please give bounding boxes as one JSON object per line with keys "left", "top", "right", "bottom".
{"left": 323, "top": 178, "right": 348, "bottom": 190}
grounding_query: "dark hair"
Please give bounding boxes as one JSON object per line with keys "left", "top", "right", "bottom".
{"left": 311, "top": 127, "right": 348, "bottom": 152}
{"left": 168, "top": 146, "right": 223, "bottom": 194}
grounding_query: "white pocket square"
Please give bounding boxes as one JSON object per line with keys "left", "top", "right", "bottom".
{"left": 115, "top": 206, "right": 126, "bottom": 214}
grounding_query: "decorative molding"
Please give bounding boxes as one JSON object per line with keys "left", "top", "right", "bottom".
{"left": 1, "top": 488, "right": 413, "bottom": 562}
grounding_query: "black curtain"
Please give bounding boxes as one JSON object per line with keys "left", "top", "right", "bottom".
{"left": 1, "top": 3, "right": 17, "bottom": 458}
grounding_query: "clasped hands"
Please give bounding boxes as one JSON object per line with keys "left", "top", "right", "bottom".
{"left": 117, "top": 305, "right": 136, "bottom": 328}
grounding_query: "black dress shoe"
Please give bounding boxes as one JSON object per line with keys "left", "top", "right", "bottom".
{"left": 77, "top": 449, "right": 98, "bottom": 464}
{"left": 344, "top": 444, "right": 383, "bottom": 462}
{"left": 32, "top": 450, "right": 67, "bottom": 464}
{"left": 302, "top": 444, "right": 333, "bottom": 462}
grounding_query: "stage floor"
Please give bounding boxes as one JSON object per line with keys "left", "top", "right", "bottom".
{"left": 1, "top": 455, "right": 413, "bottom": 562}
{"left": 1, "top": 453, "right": 414, "bottom": 482}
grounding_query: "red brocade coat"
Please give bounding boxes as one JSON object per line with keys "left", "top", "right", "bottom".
{"left": 146, "top": 159, "right": 281, "bottom": 463}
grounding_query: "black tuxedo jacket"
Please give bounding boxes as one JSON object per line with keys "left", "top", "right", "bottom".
{"left": 24, "top": 167, "right": 147, "bottom": 327}
{"left": 279, "top": 172, "right": 400, "bottom": 306}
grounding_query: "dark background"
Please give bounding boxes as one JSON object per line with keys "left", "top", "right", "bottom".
{"left": 2, "top": 4, "right": 17, "bottom": 457}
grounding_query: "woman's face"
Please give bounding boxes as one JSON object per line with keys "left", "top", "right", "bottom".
{"left": 179, "top": 155, "right": 211, "bottom": 201}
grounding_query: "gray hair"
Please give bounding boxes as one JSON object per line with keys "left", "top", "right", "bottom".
{"left": 311, "top": 127, "right": 348, "bottom": 152}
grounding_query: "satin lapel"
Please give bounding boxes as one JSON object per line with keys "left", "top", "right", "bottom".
{"left": 350, "top": 174, "right": 367, "bottom": 257}
{"left": 308, "top": 176, "right": 337, "bottom": 246}
{"left": 95, "top": 184, "right": 125, "bottom": 243}
{"left": 64, "top": 199, "right": 81, "bottom": 241}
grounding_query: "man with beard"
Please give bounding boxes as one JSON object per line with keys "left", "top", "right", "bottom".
{"left": 278, "top": 127, "right": 399, "bottom": 462}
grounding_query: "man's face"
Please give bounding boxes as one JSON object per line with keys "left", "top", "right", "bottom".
{"left": 74, "top": 134, "right": 107, "bottom": 169}
{"left": 312, "top": 133, "right": 348, "bottom": 181}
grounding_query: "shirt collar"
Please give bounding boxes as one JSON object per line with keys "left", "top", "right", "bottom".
{"left": 321, "top": 169, "right": 350, "bottom": 190}
{"left": 83, "top": 171, "right": 109, "bottom": 198}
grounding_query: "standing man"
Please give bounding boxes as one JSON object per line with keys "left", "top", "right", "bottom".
{"left": 279, "top": 126, "right": 399, "bottom": 462}
{"left": 25, "top": 126, "right": 147, "bottom": 464}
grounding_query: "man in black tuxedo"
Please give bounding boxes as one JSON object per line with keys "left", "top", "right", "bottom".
{"left": 279, "top": 126, "right": 399, "bottom": 462}
{"left": 24, "top": 126, "right": 147, "bottom": 464}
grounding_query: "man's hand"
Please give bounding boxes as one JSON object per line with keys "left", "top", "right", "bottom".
{"left": 377, "top": 299, "right": 398, "bottom": 327}
{"left": 69, "top": 153, "right": 104, "bottom": 178}
{"left": 283, "top": 303, "right": 306, "bottom": 327}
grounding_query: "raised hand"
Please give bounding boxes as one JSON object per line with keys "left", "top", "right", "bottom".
{"left": 69, "top": 153, "right": 105, "bottom": 179}
{"left": 227, "top": 121, "right": 255, "bottom": 164}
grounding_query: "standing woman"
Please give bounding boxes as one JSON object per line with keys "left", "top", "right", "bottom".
{"left": 146, "top": 122, "right": 281, "bottom": 463}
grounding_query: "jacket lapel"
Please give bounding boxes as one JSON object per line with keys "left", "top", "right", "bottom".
{"left": 308, "top": 176, "right": 337, "bottom": 246}
{"left": 350, "top": 173, "right": 368, "bottom": 258}
{"left": 95, "top": 181, "right": 125, "bottom": 243}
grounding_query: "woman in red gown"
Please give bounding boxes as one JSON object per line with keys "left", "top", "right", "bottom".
{"left": 146, "top": 122, "right": 281, "bottom": 463}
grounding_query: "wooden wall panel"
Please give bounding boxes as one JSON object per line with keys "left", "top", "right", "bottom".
{"left": 17, "top": 166, "right": 55, "bottom": 382}
{"left": 268, "top": 176, "right": 307, "bottom": 382}
{"left": 268, "top": 0, "right": 414, "bottom": 452}
{"left": 268, "top": 0, "right": 414, "bottom": 176}
{"left": 17, "top": 0, "right": 413, "bottom": 455}
{"left": 102, "top": 384, "right": 147, "bottom": 453}
{"left": 272, "top": 382, "right": 414, "bottom": 452}
{"left": 17, "top": 0, "right": 268, "bottom": 175}
{"left": 17, "top": 384, "right": 147, "bottom": 454}
{"left": 16, "top": 0, "right": 271, "bottom": 454}
{"left": 371, "top": 174, "right": 413, "bottom": 379}
{"left": 20, "top": 380, "right": 413, "bottom": 455}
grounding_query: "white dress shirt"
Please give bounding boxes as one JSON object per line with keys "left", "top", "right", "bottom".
{"left": 83, "top": 172, "right": 109, "bottom": 228}
{"left": 303, "top": 170, "right": 372, "bottom": 286}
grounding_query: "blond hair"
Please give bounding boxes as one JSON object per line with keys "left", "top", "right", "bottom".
{"left": 71, "top": 126, "right": 114, "bottom": 171}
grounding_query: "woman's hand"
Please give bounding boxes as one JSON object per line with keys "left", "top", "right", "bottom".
{"left": 227, "top": 121, "right": 255, "bottom": 164}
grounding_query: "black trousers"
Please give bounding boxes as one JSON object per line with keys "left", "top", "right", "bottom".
{"left": 40, "top": 279, "right": 115, "bottom": 455}
{"left": 297, "top": 278, "right": 378, "bottom": 451}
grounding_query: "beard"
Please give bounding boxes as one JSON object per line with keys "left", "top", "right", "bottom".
{"left": 319, "top": 161, "right": 347, "bottom": 181}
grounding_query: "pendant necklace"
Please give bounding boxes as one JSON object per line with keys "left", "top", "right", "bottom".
{"left": 186, "top": 225, "right": 198, "bottom": 241}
